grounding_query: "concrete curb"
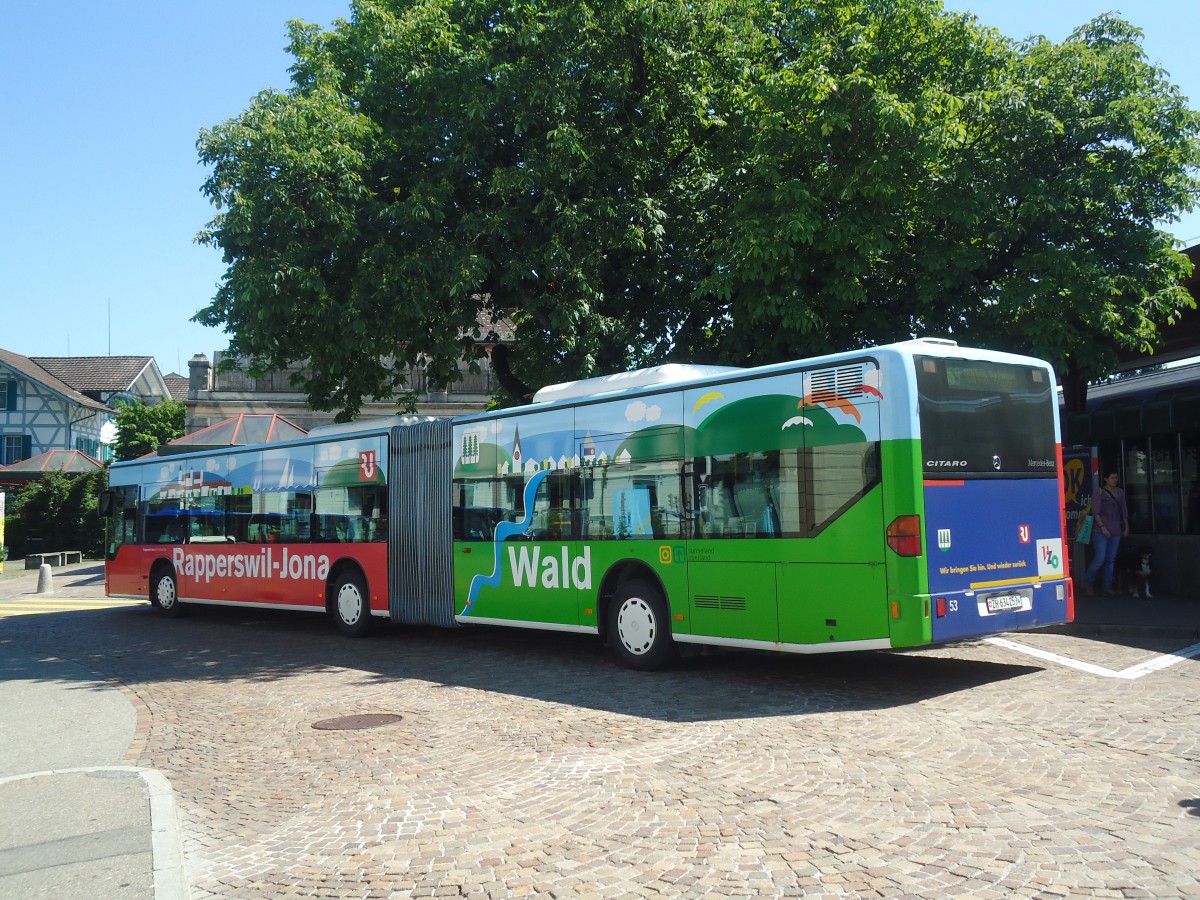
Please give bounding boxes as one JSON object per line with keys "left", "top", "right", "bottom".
{"left": 0, "top": 766, "right": 189, "bottom": 900}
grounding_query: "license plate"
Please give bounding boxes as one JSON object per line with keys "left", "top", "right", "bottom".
{"left": 985, "top": 593, "right": 1024, "bottom": 613}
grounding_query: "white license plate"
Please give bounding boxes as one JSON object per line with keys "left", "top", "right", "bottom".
{"left": 985, "top": 594, "right": 1024, "bottom": 613}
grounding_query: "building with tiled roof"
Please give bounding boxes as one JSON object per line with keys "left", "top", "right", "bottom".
{"left": 163, "top": 373, "right": 190, "bottom": 403}
{"left": 31, "top": 355, "right": 172, "bottom": 407}
{"left": 0, "top": 348, "right": 173, "bottom": 466}
{"left": 181, "top": 310, "right": 514, "bottom": 432}
{"left": 185, "top": 351, "right": 502, "bottom": 433}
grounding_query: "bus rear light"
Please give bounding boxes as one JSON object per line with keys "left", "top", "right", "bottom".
{"left": 935, "top": 597, "right": 947, "bottom": 618}
{"left": 886, "top": 515, "right": 922, "bottom": 557}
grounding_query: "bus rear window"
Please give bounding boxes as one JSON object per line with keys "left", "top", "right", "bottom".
{"left": 915, "top": 356, "right": 1057, "bottom": 477}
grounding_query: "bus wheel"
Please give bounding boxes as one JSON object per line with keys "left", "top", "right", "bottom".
{"left": 608, "top": 580, "right": 678, "bottom": 671}
{"left": 331, "top": 571, "right": 373, "bottom": 637}
{"left": 150, "top": 567, "right": 185, "bottom": 618}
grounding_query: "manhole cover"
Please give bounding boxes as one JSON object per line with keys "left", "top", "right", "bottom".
{"left": 311, "top": 713, "right": 403, "bottom": 731}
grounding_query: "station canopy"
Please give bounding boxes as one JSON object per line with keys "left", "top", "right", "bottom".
{"left": 155, "top": 414, "right": 308, "bottom": 456}
{"left": 0, "top": 449, "right": 104, "bottom": 484}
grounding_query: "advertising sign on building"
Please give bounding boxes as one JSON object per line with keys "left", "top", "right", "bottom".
{"left": 1062, "top": 446, "right": 1098, "bottom": 582}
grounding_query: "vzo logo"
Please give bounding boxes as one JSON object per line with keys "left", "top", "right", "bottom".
{"left": 1036, "top": 538, "right": 1064, "bottom": 577}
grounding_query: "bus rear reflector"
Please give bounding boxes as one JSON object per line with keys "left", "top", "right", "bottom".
{"left": 886, "top": 515, "right": 922, "bottom": 557}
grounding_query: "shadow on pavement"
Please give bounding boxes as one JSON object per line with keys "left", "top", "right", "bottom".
{"left": 1, "top": 600, "right": 1042, "bottom": 724}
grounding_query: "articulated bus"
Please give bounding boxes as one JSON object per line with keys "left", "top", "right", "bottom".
{"left": 102, "top": 338, "right": 1073, "bottom": 669}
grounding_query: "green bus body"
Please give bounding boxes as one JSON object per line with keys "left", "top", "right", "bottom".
{"left": 452, "top": 352, "right": 913, "bottom": 659}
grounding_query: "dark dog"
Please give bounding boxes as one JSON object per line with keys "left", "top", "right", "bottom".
{"left": 1116, "top": 547, "right": 1153, "bottom": 598}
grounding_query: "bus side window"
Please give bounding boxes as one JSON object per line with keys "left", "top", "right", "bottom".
{"left": 145, "top": 506, "right": 185, "bottom": 544}
{"left": 529, "top": 471, "right": 575, "bottom": 541}
{"left": 369, "top": 489, "right": 387, "bottom": 542}
{"left": 613, "top": 485, "right": 654, "bottom": 538}
{"left": 733, "top": 482, "right": 781, "bottom": 537}
{"left": 106, "top": 487, "right": 139, "bottom": 552}
{"left": 807, "top": 441, "right": 880, "bottom": 532}
{"left": 701, "top": 452, "right": 790, "bottom": 539}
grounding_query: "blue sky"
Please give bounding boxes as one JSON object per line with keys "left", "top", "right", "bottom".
{"left": 1, "top": 2, "right": 1196, "bottom": 376}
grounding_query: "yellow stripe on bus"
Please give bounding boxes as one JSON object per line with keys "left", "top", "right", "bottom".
{"left": 968, "top": 575, "right": 1059, "bottom": 590}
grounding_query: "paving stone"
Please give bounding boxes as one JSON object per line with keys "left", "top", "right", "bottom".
{"left": 6, "top": 603, "right": 1200, "bottom": 897}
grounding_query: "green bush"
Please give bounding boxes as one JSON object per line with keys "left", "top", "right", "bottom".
{"left": 2, "top": 469, "right": 108, "bottom": 560}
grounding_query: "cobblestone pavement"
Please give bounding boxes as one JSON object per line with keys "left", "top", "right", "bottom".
{"left": 5, "top": 600, "right": 1199, "bottom": 899}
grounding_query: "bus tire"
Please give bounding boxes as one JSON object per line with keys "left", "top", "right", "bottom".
{"left": 330, "top": 570, "right": 373, "bottom": 637}
{"left": 608, "top": 579, "right": 678, "bottom": 671}
{"left": 150, "top": 566, "right": 185, "bottom": 618}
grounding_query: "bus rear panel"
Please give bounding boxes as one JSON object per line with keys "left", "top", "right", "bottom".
{"left": 915, "top": 354, "right": 1072, "bottom": 642}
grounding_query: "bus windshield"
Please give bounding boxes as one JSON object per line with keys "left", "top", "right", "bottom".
{"left": 915, "top": 355, "right": 1057, "bottom": 477}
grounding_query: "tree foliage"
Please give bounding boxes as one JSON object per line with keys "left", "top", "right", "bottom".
{"left": 2, "top": 469, "right": 107, "bottom": 560}
{"left": 114, "top": 400, "right": 186, "bottom": 461}
{"left": 196, "top": 0, "right": 1200, "bottom": 416}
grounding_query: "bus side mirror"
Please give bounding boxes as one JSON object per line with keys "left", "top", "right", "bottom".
{"left": 97, "top": 490, "right": 115, "bottom": 517}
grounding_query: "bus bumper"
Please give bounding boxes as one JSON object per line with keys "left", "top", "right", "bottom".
{"left": 927, "top": 578, "right": 1072, "bottom": 644}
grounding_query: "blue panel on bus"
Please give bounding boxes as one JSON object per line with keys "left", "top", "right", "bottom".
{"left": 924, "top": 478, "right": 1068, "bottom": 641}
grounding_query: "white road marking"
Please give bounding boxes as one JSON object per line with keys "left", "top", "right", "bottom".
{"left": 987, "top": 637, "right": 1200, "bottom": 680}
{"left": 0, "top": 598, "right": 148, "bottom": 617}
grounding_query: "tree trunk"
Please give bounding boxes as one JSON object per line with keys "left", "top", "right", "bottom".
{"left": 490, "top": 344, "right": 533, "bottom": 405}
{"left": 1060, "top": 357, "right": 1090, "bottom": 416}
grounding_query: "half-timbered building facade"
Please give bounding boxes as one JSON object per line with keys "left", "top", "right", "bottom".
{"left": 0, "top": 350, "right": 172, "bottom": 464}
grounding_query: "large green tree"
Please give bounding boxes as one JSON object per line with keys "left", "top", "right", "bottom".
{"left": 964, "top": 16, "right": 1200, "bottom": 412}
{"left": 698, "top": 7, "right": 1200, "bottom": 411}
{"left": 198, "top": 0, "right": 736, "bottom": 414}
{"left": 196, "top": 0, "right": 1200, "bottom": 417}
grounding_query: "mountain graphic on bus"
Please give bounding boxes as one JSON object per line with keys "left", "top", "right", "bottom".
{"left": 689, "top": 393, "right": 871, "bottom": 455}
{"left": 453, "top": 388, "right": 877, "bottom": 484}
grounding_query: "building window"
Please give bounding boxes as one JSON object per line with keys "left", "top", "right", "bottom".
{"left": 1123, "top": 438, "right": 1151, "bottom": 531}
{"left": 1107, "top": 434, "right": 1189, "bottom": 535}
{"left": 0, "top": 380, "right": 12, "bottom": 411}
{"left": 1183, "top": 435, "right": 1200, "bottom": 534}
{"left": 2, "top": 434, "right": 30, "bottom": 466}
{"left": 75, "top": 436, "right": 101, "bottom": 458}
{"left": 1149, "top": 434, "right": 1181, "bottom": 534}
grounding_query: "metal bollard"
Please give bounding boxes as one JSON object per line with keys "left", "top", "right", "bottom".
{"left": 36, "top": 563, "right": 54, "bottom": 594}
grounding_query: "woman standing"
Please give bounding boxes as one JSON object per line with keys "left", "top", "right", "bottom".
{"left": 1084, "top": 470, "right": 1130, "bottom": 595}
